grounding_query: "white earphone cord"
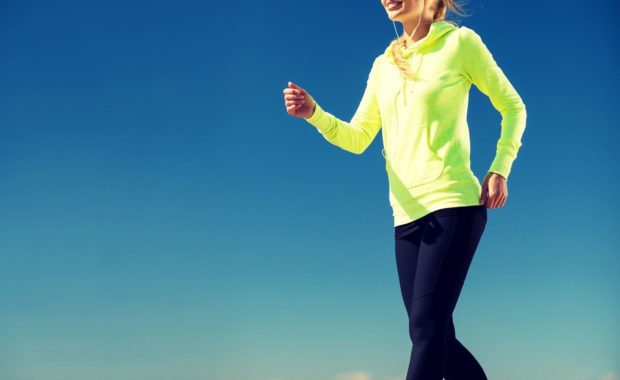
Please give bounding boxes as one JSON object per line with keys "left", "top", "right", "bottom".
{"left": 391, "top": 3, "right": 424, "bottom": 47}
{"left": 383, "top": 4, "right": 424, "bottom": 161}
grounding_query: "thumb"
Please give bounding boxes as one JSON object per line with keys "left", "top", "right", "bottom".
{"left": 288, "top": 81, "right": 303, "bottom": 91}
{"left": 480, "top": 183, "right": 488, "bottom": 205}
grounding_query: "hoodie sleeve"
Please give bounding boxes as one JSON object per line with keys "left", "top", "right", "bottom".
{"left": 303, "top": 57, "right": 382, "bottom": 155}
{"left": 458, "top": 27, "right": 527, "bottom": 181}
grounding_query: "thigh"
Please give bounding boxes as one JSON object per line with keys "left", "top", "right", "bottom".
{"left": 394, "top": 220, "right": 424, "bottom": 317}
{"left": 412, "top": 206, "right": 487, "bottom": 305}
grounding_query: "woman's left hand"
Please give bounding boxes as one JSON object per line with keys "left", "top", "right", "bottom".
{"left": 480, "top": 172, "right": 507, "bottom": 209}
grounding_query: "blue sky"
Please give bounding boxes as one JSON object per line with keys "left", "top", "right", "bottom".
{"left": 0, "top": 1, "right": 618, "bottom": 379}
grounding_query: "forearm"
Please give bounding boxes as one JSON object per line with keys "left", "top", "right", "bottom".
{"left": 488, "top": 101, "right": 527, "bottom": 179}
{"left": 304, "top": 101, "right": 381, "bottom": 155}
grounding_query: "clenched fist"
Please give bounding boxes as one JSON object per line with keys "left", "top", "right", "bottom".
{"left": 283, "top": 81, "right": 316, "bottom": 119}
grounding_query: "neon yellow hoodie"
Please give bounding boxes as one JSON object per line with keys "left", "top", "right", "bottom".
{"left": 304, "top": 21, "right": 527, "bottom": 227}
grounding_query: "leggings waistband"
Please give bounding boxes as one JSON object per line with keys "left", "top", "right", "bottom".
{"left": 395, "top": 205, "right": 486, "bottom": 233}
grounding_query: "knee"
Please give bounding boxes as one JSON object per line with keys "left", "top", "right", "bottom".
{"left": 410, "top": 317, "right": 450, "bottom": 345}
{"left": 409, "top": 296, "right": 450, "bottom": 344}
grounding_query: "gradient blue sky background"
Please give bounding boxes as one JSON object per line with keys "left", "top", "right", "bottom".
{"left": 0, "top": 1, "right": 618, "bottom": 380}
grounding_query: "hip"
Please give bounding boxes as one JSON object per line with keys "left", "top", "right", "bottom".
{"left": 394, "top": 204, "right": 487, "bottom": 238}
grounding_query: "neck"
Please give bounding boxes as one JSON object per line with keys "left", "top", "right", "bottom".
{"left": 402, "top": 19, "right": 432, "bottom": 46}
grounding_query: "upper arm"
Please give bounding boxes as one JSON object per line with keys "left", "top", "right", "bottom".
{"left": 350, "top": 56, "right": 382, "bottom": 138}
{"left": 457, "top": 26, "right": 525, "bottom": 112}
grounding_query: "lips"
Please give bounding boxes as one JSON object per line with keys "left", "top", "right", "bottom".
{"left": 387, "top": 1, "right": 403, "bottom": 11}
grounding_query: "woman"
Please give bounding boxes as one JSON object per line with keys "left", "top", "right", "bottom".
{"left": 282, "top": 0, "right": 526, "bottom": 379}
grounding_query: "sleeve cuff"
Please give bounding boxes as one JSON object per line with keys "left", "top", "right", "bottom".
{"left": 488, "top": 153, "right": 514, "bottom": 180}
{"left": 304, "top": 102, "right": 332, "bottom": 135}
{"left": 306, "top": 102, "right": 321, "bottom": 123}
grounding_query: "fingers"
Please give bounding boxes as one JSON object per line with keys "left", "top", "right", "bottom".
{"left": 480, "top": 179, "right": 488, "bottom": 206}
{"left": 486, "top": 189, "right": 508, "bottom": 209}
{"left": 283, "top": 88, "right": 304, "bottom": 96}
{"left": 490, "top": 194, "right": 498, "bottom": 208}
{"left": 498, "top": 192, "right": 507, "bottom": 208}
{"left": 488, "top": 190, "right": 498, "bottom": 209}
{"left": 284, "top": 94, "right": 305, "bottom": 109}
{"left": 284, "top": 93, "right": 305, "bottom": 101}
{"left": 284, "top": 81, "right": 306, "bottom": 97}
{"left": 283, "top": 84, "right": 307, "bottom": 115}
{"left": 286, "top": 104, "right": 300, "bottom": 115}
{"left": 481, "top": 173, "right": 509, "bottom": 209}
{"left": 285, "top": 101, "right": 304, "bottom": 109}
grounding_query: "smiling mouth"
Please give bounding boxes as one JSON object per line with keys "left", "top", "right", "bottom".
{"left": 387, "top": 1, "right": 403, "bottom": 11}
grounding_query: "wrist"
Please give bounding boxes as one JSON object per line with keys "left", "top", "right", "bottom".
{"left": 489, "top": 171, "right": 506, "bottom": 180}
{"left": 304, "top": 102, "right": 316, "bottom": 119}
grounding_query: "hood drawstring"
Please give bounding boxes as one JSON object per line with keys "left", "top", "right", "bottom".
{"left": 402, "top": 44, "right": 421, "bottom": 107}
{"left": 383, "top": 19, "right": 456, "bottom": 161}
{"left": 392, "top": 7, "right": 423, "bottom": 108}
{"left": 386, "top": 45, "right": 421, "bottom": 161}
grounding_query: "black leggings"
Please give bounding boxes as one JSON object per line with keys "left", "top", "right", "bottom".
{"left": 394, "top": 205, "right": 488, "bottom": 380}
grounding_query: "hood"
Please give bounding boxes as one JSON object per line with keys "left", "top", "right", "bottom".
{"left": 384, "top": 20, "right": 457, "bottom": 59}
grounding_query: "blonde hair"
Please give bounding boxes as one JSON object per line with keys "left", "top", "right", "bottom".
{"left": 389, "top": 0, "right": 469, "bottom": 80}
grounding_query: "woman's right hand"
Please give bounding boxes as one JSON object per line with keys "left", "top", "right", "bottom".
{"left": 283, "top": 81, "right": 316, "bottom": 119}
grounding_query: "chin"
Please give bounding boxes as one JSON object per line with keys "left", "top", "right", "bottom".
{"left": 387, "top": 13, "right": 402, "bottom": 21}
